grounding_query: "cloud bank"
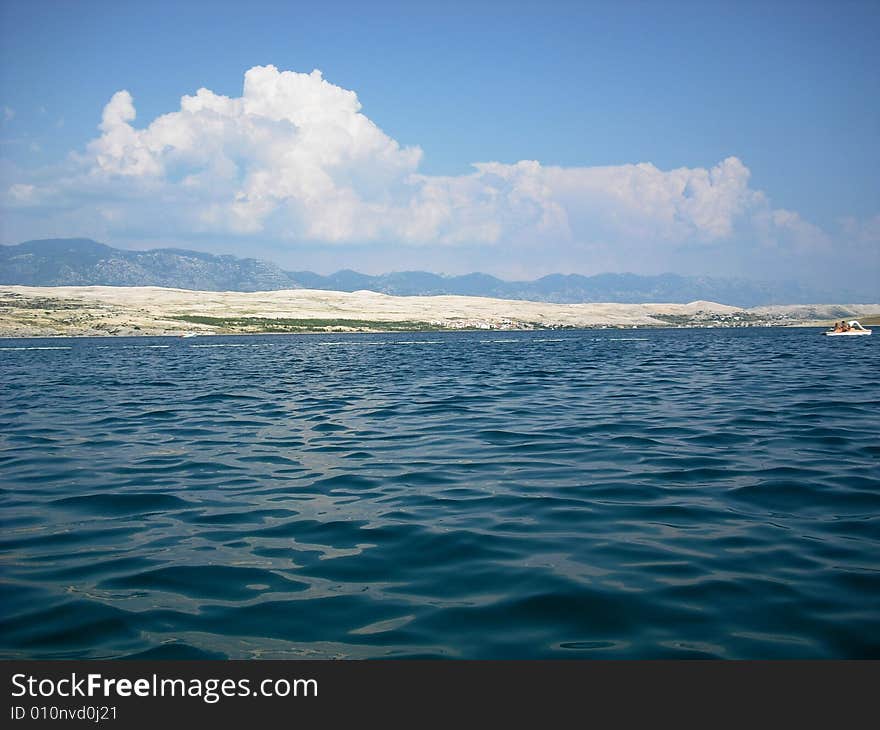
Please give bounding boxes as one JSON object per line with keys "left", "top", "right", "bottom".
{"left": 2, "top": 64, "right": 876, "bottom": 291}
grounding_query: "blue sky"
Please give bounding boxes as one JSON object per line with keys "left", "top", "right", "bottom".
{"left": 1, "top": 0, "right": 878, "bottom": 295}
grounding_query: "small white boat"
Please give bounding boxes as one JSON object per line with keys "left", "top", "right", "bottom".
{"left": 824, "top": 320, "right": 872, "bottom": 336}
{"left": 179, "top": 333, "right": 199, "bottom": 339}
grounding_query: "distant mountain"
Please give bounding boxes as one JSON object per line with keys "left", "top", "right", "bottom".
{"left": 1, "top": 239, "right": 294, "bottom": 291}
{"left": 0, "top": 238, "right": 860, "bottom": 306}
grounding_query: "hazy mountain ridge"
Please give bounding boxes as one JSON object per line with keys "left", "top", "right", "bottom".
{"left": 0, "top": 239, "right": 294, "bottom": 292}
{"left": 0, "top": 238, "right": 866, "bottom": 306}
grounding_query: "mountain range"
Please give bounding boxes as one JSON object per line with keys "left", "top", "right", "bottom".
{"left": 0, "top": 238, "right": 866, "bottom": 306}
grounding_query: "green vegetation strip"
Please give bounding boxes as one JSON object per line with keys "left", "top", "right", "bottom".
{"left": 170, "top": 315, "right": 443, "bottom": 331}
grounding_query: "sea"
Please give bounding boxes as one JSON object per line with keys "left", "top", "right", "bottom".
{"left": 1, "top": 327, "right": 878, "bottom": 659}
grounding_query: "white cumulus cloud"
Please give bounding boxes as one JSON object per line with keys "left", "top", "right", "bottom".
{"left": 0, "top": 65, "right": 855, "bottom": 261}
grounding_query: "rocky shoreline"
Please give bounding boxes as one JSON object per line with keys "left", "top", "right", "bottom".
{"left": 1, "top": 285, "right": 877, "bottom": 337}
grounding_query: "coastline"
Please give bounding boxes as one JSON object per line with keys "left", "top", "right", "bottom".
{"left": 1, "top": 285, "right": 877, "bottom": 338}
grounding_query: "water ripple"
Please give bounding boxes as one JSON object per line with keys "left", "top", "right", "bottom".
{"left": 1, "top": 328, "right": 878, "bottom": 658}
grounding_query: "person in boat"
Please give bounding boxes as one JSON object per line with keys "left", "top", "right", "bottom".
{"left": 833, "top": 321, "right": 846, "bottom": 332}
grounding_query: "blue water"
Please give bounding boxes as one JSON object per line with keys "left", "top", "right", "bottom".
{"left": 1, "top": 328, "right": 878, "bottom": 659}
